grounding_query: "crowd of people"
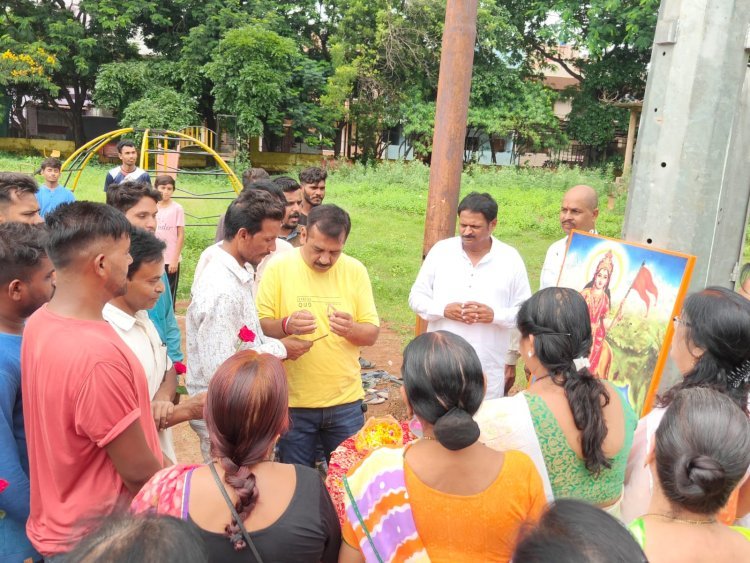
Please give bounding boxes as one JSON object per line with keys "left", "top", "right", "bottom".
{"left": 0, "top": 142, "right": 749, "bottom": 563}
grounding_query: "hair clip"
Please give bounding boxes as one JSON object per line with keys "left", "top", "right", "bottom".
{"left": 728, "top": 359, "right": 750, "bottom": 388}
{"left": 536, "top": 331, "right": 572, "bottom": 337}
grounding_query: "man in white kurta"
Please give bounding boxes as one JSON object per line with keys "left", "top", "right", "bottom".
{"left": 409, "top": 192, "right": 531, "bottom": 399}
{"left": 539, "top": 184, "right": 599, "bottom": 290}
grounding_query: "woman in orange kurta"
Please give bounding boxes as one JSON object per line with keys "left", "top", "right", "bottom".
{"left": 339, "top": 331, "right": 546, "bottom": 563}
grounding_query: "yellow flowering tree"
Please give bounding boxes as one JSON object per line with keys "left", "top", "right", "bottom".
{"left": 2, "top": 0, "right": 140, "bottom": 145}
{"left": 0, "top": 45, "right": 59, "bottom": 137}
{"left": 0, "top": 46, "right": 59, "bottom": 91}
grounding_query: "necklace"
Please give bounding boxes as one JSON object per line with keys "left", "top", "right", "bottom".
{"left": 643, "top": 513, "right": 717, "bottom": 525}
{"left": 421, "top": 435, "right": 436, "bottom": 441}
{"left": 531, "top": 373, "right": 553, "bottom": 384}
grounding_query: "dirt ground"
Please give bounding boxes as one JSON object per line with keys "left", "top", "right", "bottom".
{"left": 171, "top": 307, "right": 408, "bottom": 463}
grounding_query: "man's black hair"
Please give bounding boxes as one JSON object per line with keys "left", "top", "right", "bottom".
{"left": 44, "top": 202, "right": 131, "bottom": 269}
{"left": 273, "top": 176, "right": 301, "bottom": 193}
{"left": 127, "top": 227, "right": 166, "bottom": 279}
{"left": 40, "top": 157, "right": 62, "bottom": 171}
{"left": 457, "top": 192, "right": 498, "bottom": 223}
{"left": 239, "top": 179, "right": 286, "bottom": 205}
{"left": 0, "top": 173, "right": 39, "bottom": 205}
{"left": 106, "top": 181, "right": 162, "bottom": 213}
{"left": 307, "top": 204, "right": 351, "bottom": 240}
{"left": 223, "top": 190, "right": 284, "bottom": 240}
{"left": 116, "top": 139, "right": 137, "bottom": 153}
{"left": 0, "top": 223, "right": 48, "bottom": 285}
{"left": 299, "top": 167, "right": 327, "bottom": 185}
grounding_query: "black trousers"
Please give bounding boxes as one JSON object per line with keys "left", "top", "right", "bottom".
{"left": 165, "top": 263, "right": 180, "bottom": 309}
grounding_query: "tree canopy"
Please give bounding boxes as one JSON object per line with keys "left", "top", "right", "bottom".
{"left": 2, "top": 0, "right": 659, "bottom": 156}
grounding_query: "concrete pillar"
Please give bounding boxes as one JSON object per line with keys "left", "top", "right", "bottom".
{"left": 622, "top": 0, "right": 750, "bottom": 291}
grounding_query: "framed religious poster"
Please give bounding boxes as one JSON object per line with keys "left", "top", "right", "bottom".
{"left": 557, "top": 231, "right": 696, "bottom": 415}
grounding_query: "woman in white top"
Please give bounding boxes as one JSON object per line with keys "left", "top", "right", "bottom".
{"left": 621, "top": 286, "right": 750, "bottom": 524}
{"left": 475, "top": 287, "right": 636, "bottom": 515}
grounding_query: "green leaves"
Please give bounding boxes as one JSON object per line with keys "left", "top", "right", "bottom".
{"left": 120, "top": 88, "right": 199, "bottom": 131}
{"left": 0, "top": 45, "right": 60, "bottom": 93}
{"left": 6, "top": 0, "right": 658, "bottom": 153}
{"left": 205, "top": 25, "right": 299, "bottom": 136}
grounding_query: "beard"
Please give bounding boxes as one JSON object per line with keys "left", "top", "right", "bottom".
{"left": 283, "top": 214, "right": 300, "bottom": 229}
{"left": 304, "top": 193, "right": 322, "bottom": 206}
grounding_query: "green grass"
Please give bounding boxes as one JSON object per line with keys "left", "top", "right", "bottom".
{"left": 2, "top": 152, "right": 629, "bottom": 340}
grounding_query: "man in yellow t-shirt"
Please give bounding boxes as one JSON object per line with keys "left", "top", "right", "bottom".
{"left": 257, "top": 204, "right": 380, "bottom": 466}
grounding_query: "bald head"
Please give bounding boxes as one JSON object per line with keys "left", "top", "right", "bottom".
{"left": 560, "top": 185, "right": 599, "bottom": 235}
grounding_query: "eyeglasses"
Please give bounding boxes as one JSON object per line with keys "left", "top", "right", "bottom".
{"left": 672, "top": 316, "right": 691, "bottom": 328}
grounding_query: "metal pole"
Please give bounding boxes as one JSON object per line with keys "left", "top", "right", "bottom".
{"left": 416, "top": 0, "right": 479, "bottom": 334}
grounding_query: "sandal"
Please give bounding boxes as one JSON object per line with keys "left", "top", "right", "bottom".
{"left": 364, "top": 391, "right": 386, "bottom": 405}
{"left": 359, "top": 357, "right": 376, "bottom": 369}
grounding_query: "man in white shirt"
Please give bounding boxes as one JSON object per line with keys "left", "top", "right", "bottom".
{"left": 409, "top": 192, "right": 531, "bottom": 399}
{"left": 187, "top": 190, "right": 311, "bottom": 460}
{"left": 540, "top": 184, "right": 599, "bottom": 290}
{"left": 103, "top": 228, "right": 204, "bottom": 463}
{"left": 193, "top": 181, "right": 293, "bottom": 295}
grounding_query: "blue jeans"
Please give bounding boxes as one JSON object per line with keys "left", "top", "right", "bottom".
{"left": 279, "top": 400, "right": 365, "bottom": 467}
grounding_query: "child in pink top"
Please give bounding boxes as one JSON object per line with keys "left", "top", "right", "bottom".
{"left": 155, "top": 175, "right": 185, "bottom": 307}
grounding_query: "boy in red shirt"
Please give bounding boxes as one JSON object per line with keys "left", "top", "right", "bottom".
{"left": 22, "top": 202, "right": 163, "bottom": 557}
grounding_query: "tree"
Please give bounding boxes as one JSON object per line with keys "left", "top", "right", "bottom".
{"left": 106, "top": 1, "right": 337, "bottom": 149}
{"left": 204, "top": 25, "right": 299, "bottom": 138}
{"left": 497, "top": 0, "right": 659, "bottom": 148}
{"left": 92, "top": 61, "right": 181, "bottom": 115}
{"left": 0, "top": 45, "right": 60, "bottom": 134}
{"left": 119, "top": 89, "right": 199, "bottom": 131}
{"left": 2, "top": 0, "right": 144, "bottom": 146}
{"left": 0, "top": 46, "right": 59, "bottom": 91}
{"left": 322, "top": 0, "right": 568, "bottom": 163}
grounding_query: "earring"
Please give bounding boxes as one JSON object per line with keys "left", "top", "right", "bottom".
{"left": 527, "top": 350, "right": 533, "bottom": 358}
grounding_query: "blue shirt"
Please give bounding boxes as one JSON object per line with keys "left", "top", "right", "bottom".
{"left": 36, "top": 185, "right": 76, "bottom": 218}
{"left": 0, "top": 332, "right": 40, "bottom": 561}
{"left": 148, "top": 272, "right": 184, "bottom": 362}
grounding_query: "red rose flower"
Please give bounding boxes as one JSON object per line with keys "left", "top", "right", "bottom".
{"left": 238, "top": 325, "right": 256, "bottom": 343}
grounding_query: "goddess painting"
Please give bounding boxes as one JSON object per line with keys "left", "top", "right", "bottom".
{"left": 580, "top": 251, "right": 622, "bottom": 379}
{"left": 559, "top": 231, "right": 695, "bottom": 414}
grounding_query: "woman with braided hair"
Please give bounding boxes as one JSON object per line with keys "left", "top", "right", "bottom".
{"left": 476, "top": 287, "right": 637, "bottom": 514}
{"left": 132, "top": 351, "right": 341, "bottom": 562}
{"left": 622, "top": 286, "right": 750, "bottom": 524}
{"left": 339, "top": 331, "right": 546, "bottom": 562}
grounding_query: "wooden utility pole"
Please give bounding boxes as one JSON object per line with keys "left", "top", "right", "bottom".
{"left": 416, "top": 0, "right": 479, "bottom": 334}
